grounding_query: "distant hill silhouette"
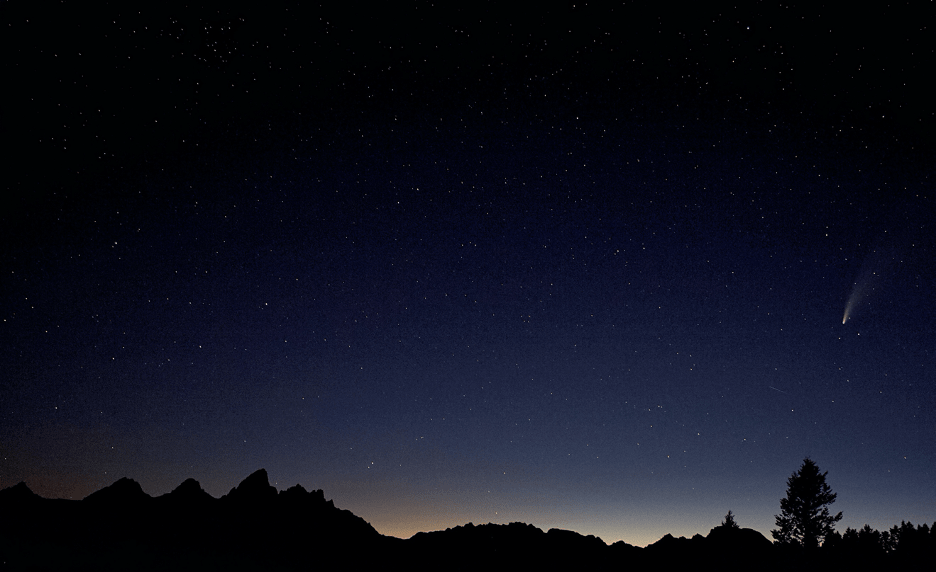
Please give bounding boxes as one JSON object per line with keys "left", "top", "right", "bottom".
{"left": 1, "top": 470, "right": 929, "bottom": 570}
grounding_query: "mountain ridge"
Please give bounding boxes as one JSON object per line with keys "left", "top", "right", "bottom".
{"left": 0, "top": 469, "right": 919, "bottom": 571}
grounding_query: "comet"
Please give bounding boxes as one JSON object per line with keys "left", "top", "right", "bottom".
{"left": 842, "top": 258, "right": 882, "bottom": 325}
{"left": 843, "top": 201, "right": 928, "bottom": 325}
{"left": 843, "top": 236, "right": 898, "bottom": 325}
{"left": 842, "top": 285, "right": 864, "bottom": 324}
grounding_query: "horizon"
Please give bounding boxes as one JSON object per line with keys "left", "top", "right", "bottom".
{"left": 3, "top": 1, "right": 934, "bottom": 553}
{"left": 5, "top": 463, "right": 928, "bottom": 549}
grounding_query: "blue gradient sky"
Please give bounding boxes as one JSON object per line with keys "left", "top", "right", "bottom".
{"left": 3, "top": 1, "right": 934, "bottom": 547}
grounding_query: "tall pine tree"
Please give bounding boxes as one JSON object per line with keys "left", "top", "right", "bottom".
{"left": 772, "top": 458, "right": 843, "bottom": 549}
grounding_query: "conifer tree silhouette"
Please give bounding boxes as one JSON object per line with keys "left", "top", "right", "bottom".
{"left": 772, "top": 458, "right": 842, "bottom": 549}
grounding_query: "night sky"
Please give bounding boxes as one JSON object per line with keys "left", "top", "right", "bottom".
{"left": 3, "top": 1, "right": 935, "bottom": 547}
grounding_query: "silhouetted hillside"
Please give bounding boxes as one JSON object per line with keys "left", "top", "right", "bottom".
{"left": 0, "top": 470, "right": 931, "bottom": 571}
{"left": 0, "top": 469, "right": 385, "bottom": 571}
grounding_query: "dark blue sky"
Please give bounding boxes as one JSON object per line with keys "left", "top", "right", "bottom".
{"left": 3, "top": 1, "right": 934, "bottom": 546}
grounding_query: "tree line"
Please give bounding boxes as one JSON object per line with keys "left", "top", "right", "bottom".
{"left": 729, "top": 457, "right": 934, "bottom": 560}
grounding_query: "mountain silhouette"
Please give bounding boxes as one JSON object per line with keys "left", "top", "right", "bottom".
{"left": 221, "top": 467, "right": 278, "bottom": 505}
{"left": 158, "top": 476, "right": 216, "bottom": 506}
{"left": 0, "top": 480, "right": 40, "bottom": 506}
{"left": 0, "top": 471, "right": 391, "bottom": 570}
{"left": 0, "top": 470, "right": 924, "bottom": 571}
{"left": 83, "top": 476, "right": 152, "bottom": 507}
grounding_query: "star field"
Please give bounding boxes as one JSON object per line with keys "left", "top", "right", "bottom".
{"left": 2, "top": 1, "right": 935, "bottom": 547}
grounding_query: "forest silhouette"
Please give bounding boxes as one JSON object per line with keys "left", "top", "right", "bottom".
{"left": 1, "top": 462, "right": 932, "bottom": 571}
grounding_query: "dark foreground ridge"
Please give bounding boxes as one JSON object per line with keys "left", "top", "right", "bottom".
{"left": 0, "top": 470, "right": 930, "bottom": 571}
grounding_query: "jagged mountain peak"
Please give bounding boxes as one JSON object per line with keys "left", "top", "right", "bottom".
{"left": 83, "top": 476, "right": 150, "bottom": 504}
{"left": 162, "top": 477, "right": 215, "bottom": 504}
{"left": 222, "top": 468, "right": 278, "bottom": 504}
{"left": 0, "top": 481, "right": 40, "bottom": 504}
